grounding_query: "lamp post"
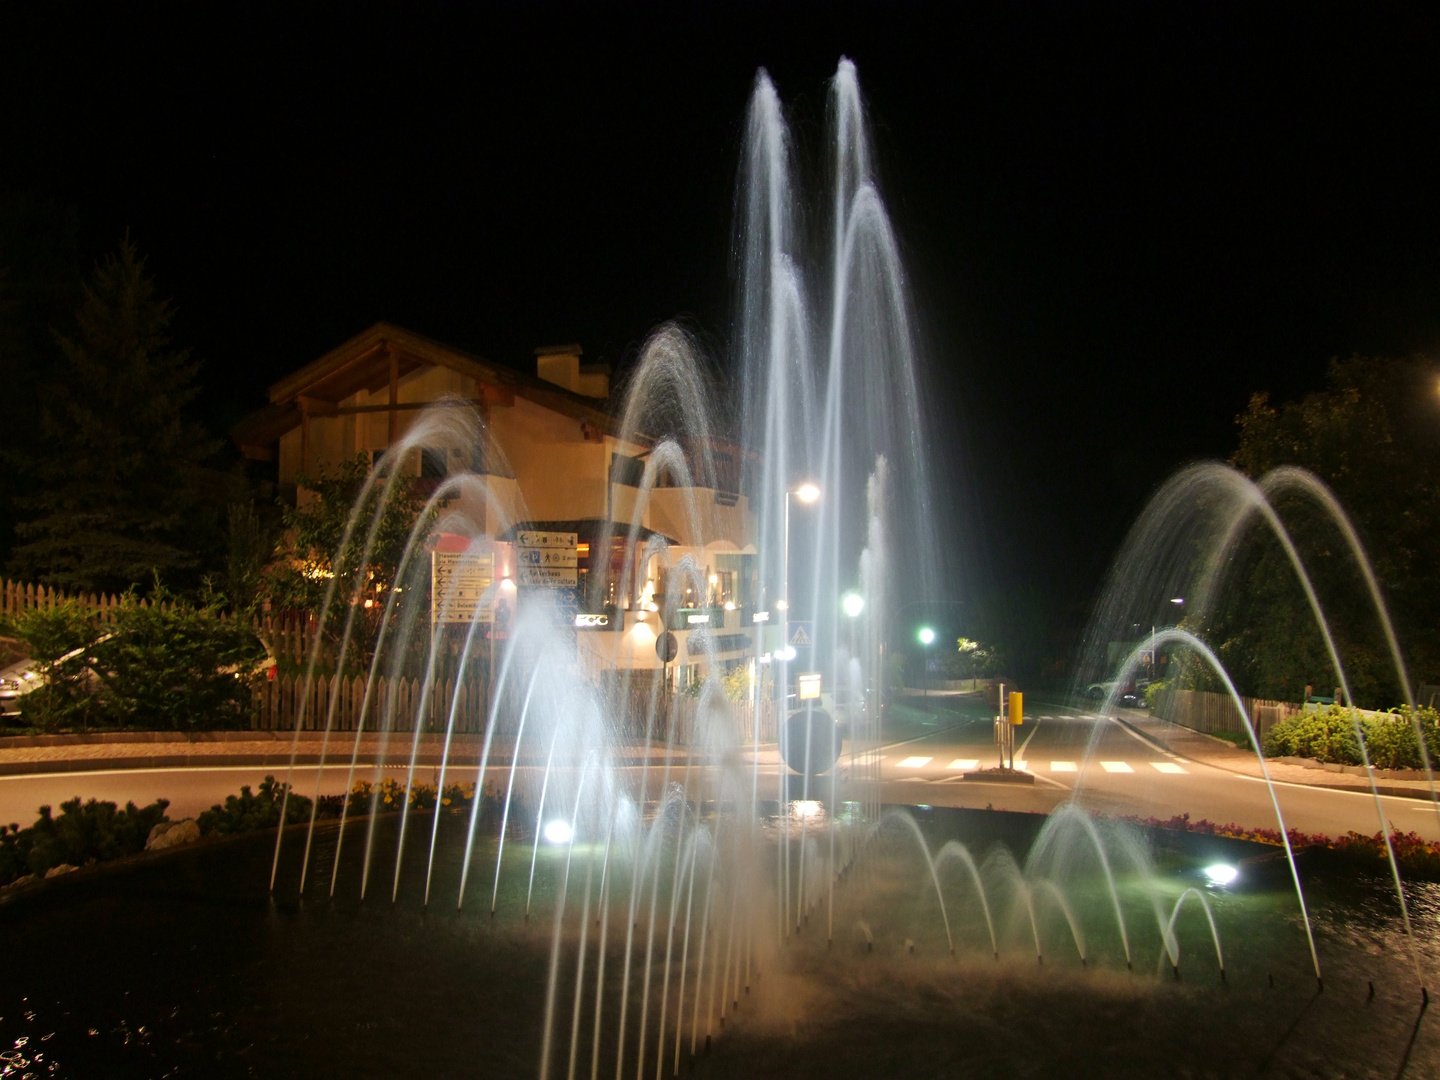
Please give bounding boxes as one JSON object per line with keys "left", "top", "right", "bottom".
{"left": 779, "top": 482, "right": 819, "bottom": 941}
{"left": 782, "top": 482, "right": 821, "bottom": 713}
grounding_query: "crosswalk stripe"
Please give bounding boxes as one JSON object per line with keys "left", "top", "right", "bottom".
{"left": 1050, "top": 761, "right": 1078, "bottom": 772}
{"left": 946, "top": 759, "right": 979, "bottom": 771}
{"left": 1100, "top": 761, "right": 1133, "bottom": 773}
{"left": 896, "top": 756, "right": 933, "bottom": 768}
{"left": 1149, "top": 762, "right": 1188, "bottom": 774}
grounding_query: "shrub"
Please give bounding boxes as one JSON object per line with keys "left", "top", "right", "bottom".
{"left": 198, "top": 775, "right": 312, "bottom": 835}
{"left": 1144, "top": 679, "right": 1167, "bottom": 711}
{"left": 3, "top": 602, "right": 105, "bottom": 731}
{"left": 2, "top": 585, "right": 264, "bottom": 732}
{"left": 99, "top": 584, "right": 265, "bottom": 730}
{"left": 1263, "top": 703, "right": 1440, "bottom": 770}
{"left": 0, "top": 796, "right": 169, "bottom": 886}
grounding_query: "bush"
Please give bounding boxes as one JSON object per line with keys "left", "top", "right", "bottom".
{"left": 1144, "top": 679, "right": 1167, "bottom": 711}
{"left": 0, "top": 796, "right": 169, "bottom": 886}
{"left": 1263, "top": 703, "right": 1440, "bottom": 770}
{"left": 3, "top": 602, "right": 105, "bottom": 731}
{"left": 198, "top": 775, "right": 312, "bottom": 835}
{"left": 3, "top": 585, "right": 264, "bottom": 732}
{"left": 942, "top": 637, "right": 1004, "bottom": 681}
{"left": 99, "top": 585, "right": 265, "bottom": 730}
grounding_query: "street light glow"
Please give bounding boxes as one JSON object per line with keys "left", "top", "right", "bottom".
{"left": 843, "top": 592, "right": 865, "bottom": 618}
{"left": 918, "top": 627, "right": 936, "bottom": 645}
{"left": 795, "top": 483, "right": 820, "bottom": 503}
{"left": 1170, "top": 597, "right": 1185, "bottom": 605}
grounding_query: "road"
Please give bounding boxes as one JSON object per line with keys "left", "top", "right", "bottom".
{"left": 854, "top": 697, "right": 1440, "bottom": 843}
{"left": 2, "top": 695, "right": 1437, "bottom": 845}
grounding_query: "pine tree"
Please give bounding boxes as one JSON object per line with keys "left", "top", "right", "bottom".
{"left": 9, "top": 236, "right": 222, "bottom": 593}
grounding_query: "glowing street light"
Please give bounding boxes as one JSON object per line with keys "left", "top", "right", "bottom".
{"left": 918, "top": 626, "right": 936, "bottom": 698}
{"left": 842, "top": 592, "right": 865, "bottom": 618}
{"left": 795, "top": 482, "right": 821, "bottom": 504}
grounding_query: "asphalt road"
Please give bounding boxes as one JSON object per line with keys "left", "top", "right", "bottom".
{"left": 3, "top": 697, "right": 1437, "bottom": 846}
{"left": 858, "top": 699, "right": 1440, "bottom": 843}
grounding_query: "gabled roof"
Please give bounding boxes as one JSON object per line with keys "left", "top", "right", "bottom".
{"left": 232, "top": 322, "right": 619, "bottom": 456}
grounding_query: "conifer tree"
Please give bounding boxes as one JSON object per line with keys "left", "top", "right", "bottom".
{"left": 10, "top": 236, "right": 221, "bottom": 593}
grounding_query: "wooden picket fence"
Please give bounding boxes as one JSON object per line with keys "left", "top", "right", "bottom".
{"left": 0, "top": 578, "right": 749, "bottom": 745}
{"left": 1153, "top": 687, "right": 1303, "bottom": 738}
{"left": 0, "top": 578, "right": 171, "bottom": 623}
{"left": 253, "top": 673, "right": 490, "bottom": 734}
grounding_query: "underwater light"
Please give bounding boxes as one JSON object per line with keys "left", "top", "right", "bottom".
{"left": 543, "top": 820, "right": 574, "bottom": 845}
{"left": 1203, "top": 863, "right": 1238, "bottom": 886}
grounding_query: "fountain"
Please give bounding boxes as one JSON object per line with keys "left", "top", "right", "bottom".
{"left": 3, "top": 60, "right": 1438, "bottom": 1080}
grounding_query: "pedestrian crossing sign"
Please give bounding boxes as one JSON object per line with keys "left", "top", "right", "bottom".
{"left": 787, "top": 621, "right": 814, "bottom": 647}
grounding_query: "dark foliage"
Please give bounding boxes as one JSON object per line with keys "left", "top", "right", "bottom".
{"left": 9, "top": 236, "right": 232, "bottom": 593}
{"left": 1211, "top": 355, "right": 1440, "bottom": 705}
{"left": 197, "top": 775, "right": 312, "bottom": 836}
{"left": 0, "top": 796, "right": 168, "bottom": 886}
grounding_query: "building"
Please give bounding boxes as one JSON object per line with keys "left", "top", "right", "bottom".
{"left": 231, "top": 323, "right": 765, "bottom": 681}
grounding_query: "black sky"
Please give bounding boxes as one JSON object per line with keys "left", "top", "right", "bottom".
{"left": 2, "top": 2, "right": 1438, "bottom": 664}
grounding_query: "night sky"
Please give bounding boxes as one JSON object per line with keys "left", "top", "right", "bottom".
{"left": 3, "top": 3, "right": 1438, "bottom": 667}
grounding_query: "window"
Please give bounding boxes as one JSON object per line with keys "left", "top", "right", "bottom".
{"left": 420, "top": 447, "right": 447, "bottom": 479}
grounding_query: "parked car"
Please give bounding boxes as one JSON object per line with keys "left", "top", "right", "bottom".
{"left": 0, "top": 634, "right": 114, "bottom": 717}
{"left": 0, "top": 657, "right": 43, "bottom": 716}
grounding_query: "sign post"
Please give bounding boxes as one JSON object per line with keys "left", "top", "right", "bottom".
{"left": 516, "top": 530, "right": 579, "bottom": 628}
{"left": 430, "top": 549, "right": 494, "bottom": 625}
{"left": 656, "top": 631, "right": 679, "bottom": 741}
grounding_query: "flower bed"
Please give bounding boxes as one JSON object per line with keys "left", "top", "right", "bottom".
{"left": 1121, "top": 811, "right": 1440, "bottom": 880}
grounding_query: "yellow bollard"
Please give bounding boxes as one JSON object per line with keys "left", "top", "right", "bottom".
{"left": 1009, "top": 691, "right": 1023, "bottom": 726}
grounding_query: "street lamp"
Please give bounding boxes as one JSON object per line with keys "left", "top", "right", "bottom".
{"left": 842, "top": 592, "right": 865, "bottom": 619}
{"left": 918, "top": 626, "right": 935, "bottom": 697}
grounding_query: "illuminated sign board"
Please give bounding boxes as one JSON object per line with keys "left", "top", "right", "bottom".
{"left": 573, "top": 613, "right": 610, "bottom": 629}
{"left": 798, "top": 672, "right": 822, "bottom": 700}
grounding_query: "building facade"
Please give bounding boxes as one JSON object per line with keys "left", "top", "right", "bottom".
{"left": 232, "top": 323, "right": 765, "bottom": 681}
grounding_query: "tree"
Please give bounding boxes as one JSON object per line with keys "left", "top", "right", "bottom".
{"left": 9, "top": 236, "right": 225, "bottom": 593}
{"left": 0, "top": 192, "right": 80, "bottom": 566}
{"left": 260, "top": 454, "right": 435, "bottom": 666}
{"left": 942, "top": 637, "right": 1005, "bottom": 681}
{"left": 1214, "top": 355, "right": 1440, "bottom": 705}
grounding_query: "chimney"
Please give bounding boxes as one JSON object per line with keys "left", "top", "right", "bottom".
{"left": 535, "top": 343, "right": 608, "bottom": 399}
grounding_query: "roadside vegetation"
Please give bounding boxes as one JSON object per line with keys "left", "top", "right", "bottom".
{"left": 0, "top": 587, "right": 264, "bottom": 733}
{"left": 1262, "top": 703, "right": 1440, "bottom": 770}
{"left": 0, "top": 775, "right": 519, "bottom": 890}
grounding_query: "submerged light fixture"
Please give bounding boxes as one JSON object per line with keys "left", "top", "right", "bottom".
{"left": 1203, "top": 863, "right": 1238, "bottom": 887}
{"left": 543, "top": 820, "right": 574, "bottom": 845}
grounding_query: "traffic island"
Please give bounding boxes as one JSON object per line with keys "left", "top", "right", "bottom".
{"left": 962, "top": 767, "right": 1035, "bottom": 784}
